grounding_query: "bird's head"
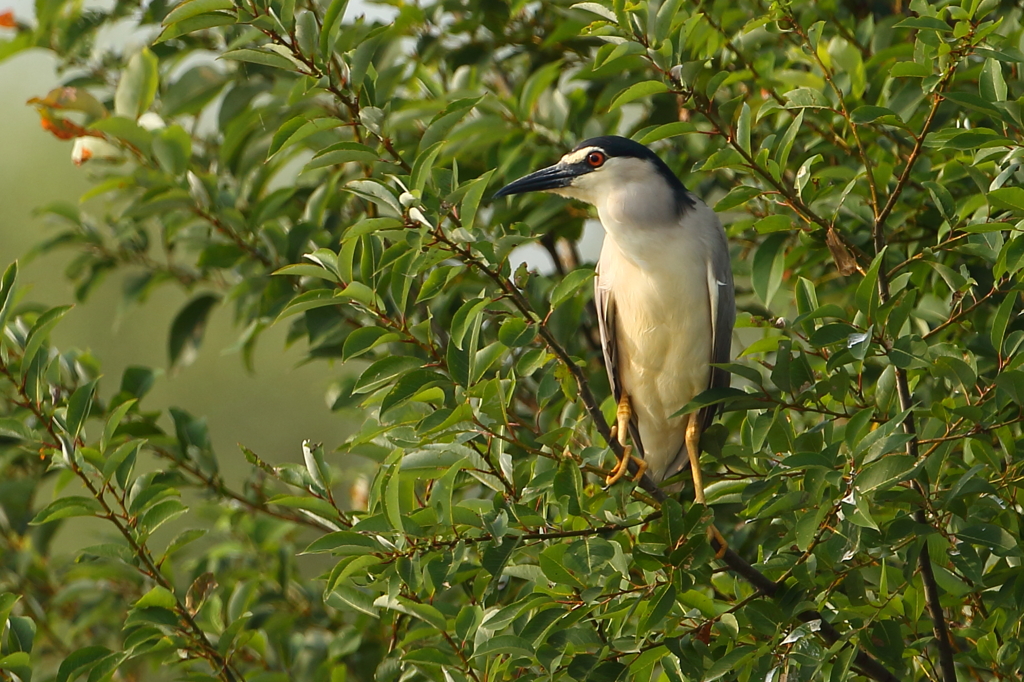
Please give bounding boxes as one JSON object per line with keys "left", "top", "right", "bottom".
{"left": 493, "top": 135, "right": 692, "bottom": 217}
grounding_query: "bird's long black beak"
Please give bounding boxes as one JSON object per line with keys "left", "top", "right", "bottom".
{"left": 493, "top": 163, "right": 577, "bottom": 199}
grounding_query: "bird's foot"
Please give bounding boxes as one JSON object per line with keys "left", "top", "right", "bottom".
{"left": 606, "top": 394, "right": 644, "bottom": 485}
{"left": 605, "top": 447, "right": 647, "bottom": 486}
{"left": 629, "top": 454, "right": 647, "bottom": 483}
{"left": 605, "top": 444, "right": 631, "bottom": 485}
{"left": 707, "top": 523, "right": 728, "bottom": 560}
{"left": 615, "top": 393, "right": 631, "bottom": 447}
{"left": 686, "top": 414, "right": 726, "bottom": 558}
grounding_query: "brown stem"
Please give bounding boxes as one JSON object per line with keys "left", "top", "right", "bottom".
{"left": 869, "top": 60, "right": 960, "bottom": 682}
{"left": 432, "top": 220, "right": 902, "bottom": 682}
{"left": 0, "top": 363, "right": 241, "bottom": 682}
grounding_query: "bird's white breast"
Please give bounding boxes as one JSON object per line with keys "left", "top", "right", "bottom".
{"left": 596, "top": 197, "right": 717, "bottom": 481}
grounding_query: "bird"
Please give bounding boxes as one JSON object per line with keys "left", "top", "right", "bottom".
{"left": 494, "top": 135, "right": 735, "bottom": 550}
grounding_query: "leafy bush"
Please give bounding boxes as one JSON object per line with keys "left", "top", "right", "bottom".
{"left": 2, "top": 0, "right": 1024, "bottom": 681}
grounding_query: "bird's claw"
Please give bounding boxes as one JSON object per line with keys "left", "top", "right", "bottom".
{"left": 606, "top": 394, "right": 645, "bottom": 486}
{"left": 605, "top": 447, "right": 647, "bottom": 486}
{"left": 615, "top": 394, "right": 631, "bottom": 447}
{"left": 708, "top": 523, "right": 728, "bottom": 560}
{"left": 605, "top": 444, "right": 631, "bottom": 486}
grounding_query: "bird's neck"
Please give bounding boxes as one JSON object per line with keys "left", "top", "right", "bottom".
{"left": 595, "top": 195, "right": 683, "bottom": 271}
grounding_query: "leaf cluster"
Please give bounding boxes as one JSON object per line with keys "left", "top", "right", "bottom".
{"left": 2, "top": 0, "right": 1024, "bottom": 681}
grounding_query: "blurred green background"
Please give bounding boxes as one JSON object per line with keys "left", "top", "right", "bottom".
{"left": 0, "top": 42, "right": 357, "bottom": 490}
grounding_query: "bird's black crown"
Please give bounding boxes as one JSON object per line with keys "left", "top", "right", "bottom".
{"left": 575, "top": 135, "right": 694, "bottom": 210}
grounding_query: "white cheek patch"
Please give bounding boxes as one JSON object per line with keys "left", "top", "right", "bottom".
{"left": 560, "top": 147, "right": 601, "bottom": 165}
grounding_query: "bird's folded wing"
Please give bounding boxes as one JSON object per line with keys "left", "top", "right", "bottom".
{"left": 701, "top": 228, "right": 737, "bottom": 433}
{"left": 594, "top": 267, "right": 644, "bottom": 456}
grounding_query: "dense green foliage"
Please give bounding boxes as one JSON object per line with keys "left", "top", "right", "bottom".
{"left": 3, "top": 0, "right": 1024, "bottom": 680}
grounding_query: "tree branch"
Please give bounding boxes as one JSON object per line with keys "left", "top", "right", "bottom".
{"left": 434, "top": 223, "right": 901, "bottom": 682}
{"left": 869, "top": 63, "right": 959, "bottom": 682}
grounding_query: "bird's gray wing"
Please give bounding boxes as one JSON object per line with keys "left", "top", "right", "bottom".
{"left": 700, "top": 222, "right": 736, "bottom": 434}
{"left": 594, "top": 266, "right": 644, "bottom": 455}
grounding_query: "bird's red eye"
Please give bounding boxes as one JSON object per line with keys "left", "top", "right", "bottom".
{"left": 587, "top": 151, "right": 606, "bottom": 167}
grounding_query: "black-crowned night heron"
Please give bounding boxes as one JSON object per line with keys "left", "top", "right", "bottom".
{"left": 495, "top": 135, "right": 735, "bottom": 549}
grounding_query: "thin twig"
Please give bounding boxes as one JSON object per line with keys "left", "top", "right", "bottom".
{"left": 869, "top": 57, "right": 960, "bottom": 682}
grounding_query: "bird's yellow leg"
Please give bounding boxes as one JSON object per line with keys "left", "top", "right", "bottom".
{"left": 685, "top": 415, "right": 727, "bottom": 559}
{"left": 606, "top": 394, "right": 645, "bottom": 485}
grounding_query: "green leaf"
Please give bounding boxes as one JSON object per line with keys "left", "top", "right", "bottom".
{"left": 155, "top": 11, "right": 235, "bottom": 41}
{"left": 305, "top": 142, "right": 379, "bottom": 171}
{"left": 775, "top": 110, "right": 803, "bottom": 173}
{"left": 890, "top": 61, "right": 932, "bottom": 78}
{"left": 303, "top": 531, "right": 381, "bottom": 555}
{"left": 923, "top": 181, "right": 956, "bottom": 221}
{"left": 519, "top": 60, "right": 562, "bottom": 117}
{"left": 638, "top": 121, "right": 697, "bottom": 145}
{"left": 989, "top": 187, "right": 1024, "bottom": 213}
{"left": 161, "top": 529, "right": 206, "bottom": 559}
{"left": 121, "top": 366, "right": 156, "bottom": 399}
{"left": 893, "top": 16, "right": 951, "bottom": 31}
{"left": 114, "top": 48, "right": 159, "bottom": 118}
{"left": 677, "top": 589, "right": 716, "bottom": 618}
{"left": 102, "top": 441, "right": 142, "bottom": 483}
{"left": 221, "top": 48, "right": 298, "bottom": 71}
{"left": 267, "top": 495, "right": 340, "bottom": 520}
{"left": 672, "top": 387, "right": 752, "bottom": 417}
{"left": 135, "top": 586, "right": 176, "bottom": 610}
{"left": 991, "top": 292, "right": 1019, "bottom": 354}
{"left": 0, "top": 652, "right": 30, "bottom": 681}
{"left": 55, "top": 647, "right": 113, "bottom": 682}
{"left": 553, "top": 459, "right": 583, "bottom": 516}
{"left": 344, "top": 179, "right": 403, "bottom": 217}
{"left": 318, "top": 0, "right": 349, "bottom": 57}
{"left": 958, "top": 524, "right": 1018, "bottom": 555}
{"left": 754, "top": 215, "right": 790, "bottom": 234}
{"left": 857, "top": 454, "right": 915, "bottom": 492}
{"left": 638, "top": 584, "right": 676, "bottom": 635}
{"left": 169, "top": 293, "right": 220, "bottom": 368}
{"left": 352, "top": 356, "right": 423, "bottom": 394}
{"left": 65, "top": 379, "right": 98, "bottom": 441}
{"left": 705, "top": 645, "right": 756, "bottom": 681}
{"left": 850, "top": 105, "right": 902, "bottom": 125}
{"left": 89, "top": 116, "right": 152, "bottom": 153}
{"left": 373, "top": 595, "right": 447, "bottom": 631}
{"left": 341, "top": 327, "right": 394, "bottom": 361}
{"left": 784, "top": 87, "right": 828, "bottom": 109}
{"left": 268, "top": 117, "right": 343, "bottom": 160}
{"left": 855, "top": 247, "right": 886, "bottom": 318}
{"left": 380, "top": 369, "right": 447, "bottom": 414}
{"left": 498, "top": 317, "right": 536, "bottom": 347}
{"left": 22, "top": 305, "right": 72, "bottom": 370}
{"left": 0, "top": 261, "right": 17, "bottom": 331}
{"left": 460, "top": 169, "right": 495, "bottom": 231}
{"left": 941, "top": 92, "right": 1004, "bottom": 120}
{"left": 153, "top": 125, "right": 192, "bottom": 175}
{"left": 0, "top": 593, "right": 21, "bottom": 626}
{"left": 609, "top": 81, "right": 669, "bottom": 110}
{"left": 751, "top": 233, "right": 787, "bottom": 306}
{"left": 6, "top": 616, "right": 34, "bottom": 654}
{"left": 736, "top": 102, "right": 751, "bottom": 154}
{"left": 550, "top": 268, "right": 595, "bottom": 309}
{"left": 272, "top": 263, "right": 340, "bottom": 281}
{"left": 411, "top": 141, "right": 445, "bottom": 193}
{"left": 714, "top": 185, "right": 761, "bottom": 212}
{"left": 450, "top": 297, "right": 490, "bottom": 350}
{"left": 980, "top": 58, "right": 1007, "bottom": 102}
{"left": 30, "top": 496, "right": 103, "bottom": 525}
{"left": 472, "top": 634, "right": 534, "bottom": 659}
{"left": 163, "top": 0, "right": 233, "bottom": 25}
{"left": 570, "top": 2, "right": 616, "bottom": 22}
{"left": 419, "top": 97, "right": 480, "bottom": 153}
